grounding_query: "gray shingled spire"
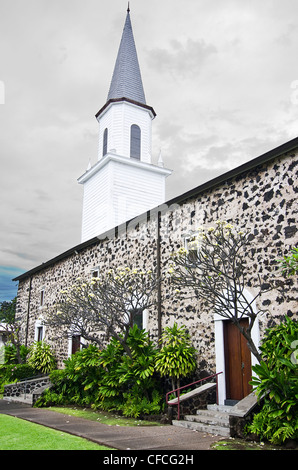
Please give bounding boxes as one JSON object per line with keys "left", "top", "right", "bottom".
{"left": 107, "top": 8, "right": 146, "bottom": 105}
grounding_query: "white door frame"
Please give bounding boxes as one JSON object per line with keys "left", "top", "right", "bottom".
{"left": 214, "top": 289, "right": 260, "bottom": 405}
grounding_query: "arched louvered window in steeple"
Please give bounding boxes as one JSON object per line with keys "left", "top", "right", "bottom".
{"left": 103, "top": 128, "right": 108, "bottom": 156}
{"left": 130, "top": 124, "right": 141, "bottom": 160}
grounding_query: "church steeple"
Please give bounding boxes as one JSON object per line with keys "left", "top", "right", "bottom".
{"left": 78, "top": 7, "right": 171, "bottom": 242}
{"left": 107, "top": 7, "right": 146, "bottom": 105}
{"left": 95, "top": 7, "right": 155, "bottom": 162}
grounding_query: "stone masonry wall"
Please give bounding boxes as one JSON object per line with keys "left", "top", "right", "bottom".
{"left": 4, "top": 376, "right": 51, "bottom": 399}
{"left": 15, "top": 150, "right": 298, "bottom": 371}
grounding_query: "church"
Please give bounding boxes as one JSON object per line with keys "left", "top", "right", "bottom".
{"left": 13, "top": 7, "right": 297, "bottom": 406}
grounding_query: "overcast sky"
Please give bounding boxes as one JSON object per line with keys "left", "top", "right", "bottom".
{"left": 1, "top": 0, "right": 298, "bottom": 301}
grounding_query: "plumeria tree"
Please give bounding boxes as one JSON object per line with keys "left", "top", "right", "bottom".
{"left": 45, "top": 267, "right": 159, "bottom": 358}
{"left": 169, "top": 221, "right": 272, "bottom": 362}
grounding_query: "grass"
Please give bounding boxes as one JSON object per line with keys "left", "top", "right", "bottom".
{"left": 0, "top": 414, "right": 114, "bottom": 450}
{"left": 211, "top": 437, "right": 282, "bottom": 451}
{"left": 44, "top": 405, "right": 162, "bottom": 426}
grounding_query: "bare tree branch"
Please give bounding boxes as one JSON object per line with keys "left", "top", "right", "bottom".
{"left": 45, "top": 267, "right": 159, "bottom": 357}
{"left": 169, "top": 221, "right": 273, "bottom": 362}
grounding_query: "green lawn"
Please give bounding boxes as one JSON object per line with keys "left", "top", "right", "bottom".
{"left": 46, "top": 405, "right": 162, "bottom": 426}
{"left": 0, "top": 414, "right": 114, "bottom": 450}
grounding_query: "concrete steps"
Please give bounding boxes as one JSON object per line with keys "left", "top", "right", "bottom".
{"left": 172, "top": 404, "right": 234, "bottom": 437}
{"left": 3, "top": 377, "right": 51, "bottom": 406}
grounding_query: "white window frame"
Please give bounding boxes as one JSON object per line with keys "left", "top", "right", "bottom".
{"left": 34, "top": 317, "right": 46, "bottom": 342}
{"left": 91, "top": 268, "right": 100, "bottom": 278}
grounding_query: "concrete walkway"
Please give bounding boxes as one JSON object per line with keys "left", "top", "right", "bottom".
{"left": 0, "top": 399, "right": 220, "bottom": 451}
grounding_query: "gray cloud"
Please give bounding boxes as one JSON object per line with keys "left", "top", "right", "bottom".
{"left": 1, "top": 0, "right": 298, "bottom": 279}
{"left": 147, "top": 38, "right": 217, "bottom": 79}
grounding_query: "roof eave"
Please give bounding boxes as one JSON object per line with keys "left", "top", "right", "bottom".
{"left": 166, "top": 135, "right": 298, "bottom": 207}
{"left": 95, "top": 97, "right": 156, "bottom": 120}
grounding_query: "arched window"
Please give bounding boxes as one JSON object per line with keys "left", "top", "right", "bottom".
{"left": 103, "top": 128, "right": 108, "bottom": 156}
{"left": 130, "top": 124, "right": 141, "bottom": 160}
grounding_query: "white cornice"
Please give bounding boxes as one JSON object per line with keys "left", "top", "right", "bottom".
{"left": 78, "top": 152, "right": 172, "bottom": 184}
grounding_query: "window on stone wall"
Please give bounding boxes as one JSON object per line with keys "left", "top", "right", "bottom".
{"left": 91, "top": 269, "right": 99, "bottom": 291}
{"left": 71, "top": 335, "right": 81, "bottom": 355}
{"left": 129, "top": 308, "right": 148, "bottom": 331}
{"left": 184, "top": 235, "right": 199, "bottom": 265}
{"left": 130, "top": 124, "right": 141, "bottom": 160}
{"left": 40, "top": 289, "right": 45, "bottom": 307}
{"left": 35, "top": 318, "right": 45, "bottom": 342}
{"left": 37, "top": 326, "right": 43, "bottom": 342}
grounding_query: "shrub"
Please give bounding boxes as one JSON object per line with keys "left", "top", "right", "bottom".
{"left": 36, "top": 345, "right": 103, "bottom": 407}
{"left": 155, "top": 323, "right": 197, "bottom": 391}
{"left": 120, "top": 389, "right": 164, "bottom": 418}
{"left": 97, "top": 326, "right": 163, "bottom": 415}
{"left": 0, "top": 363, "right": 38, "bottom": 396}
{"left": 27, "top": 342, "right": 56, "bottom": 374}
{"left": 5, "top": 364, "right": 38, "bottom": 382}
{"left": 4, "top": 344, "right": 29, "bottom": 364}
{"left": 36, "top": 327, "right": 165, "bottom": 417}
{"left": 247, "top": 316, "right": 298, "bottom": 444}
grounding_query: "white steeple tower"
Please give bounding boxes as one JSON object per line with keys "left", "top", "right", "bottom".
{"left": 78, "top": 7, "right": 171, "bottom": 242}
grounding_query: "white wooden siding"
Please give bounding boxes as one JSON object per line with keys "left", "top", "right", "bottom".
{"left": 97, "top": 102, "right": 152, "bottom": 163}
{"left": 80, "top": 155, "right": 169, "bottom": 242}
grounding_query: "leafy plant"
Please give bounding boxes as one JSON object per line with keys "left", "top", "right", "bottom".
{"left": 97, "top": 326, "right": 162, "bottom": 415}
{"left": 120, "top": 389, "right": 164, "bottom": 418}
{"left": 4, "top": 344, "right": 29, "bottom": 365}
{"left": 117, "top": 325, "right": 157, "bottom": 388}
{"left": 27, "top": 342, "right": 56, "bottom": 374}
{"left": 35, "top": 328, "right": 165, "bottom": 418}
{"left": 98, "top": 337, "right": 125, "bottom": 406}
{"left": 278, "top": 246, "right": 298, "bottom": 277}
{"left": 155, "top": 323, "right": 197, "bottom": 391}
{"left": 247, "top": 316, "right": 298, "bottom": 444}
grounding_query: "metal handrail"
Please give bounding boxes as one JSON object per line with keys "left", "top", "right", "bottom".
{"left": 166, "top": 372, "right": 223, "bottom": 420}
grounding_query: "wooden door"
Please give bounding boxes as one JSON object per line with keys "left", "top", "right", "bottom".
{"left": 224, "top": 319, "right": 252, "bottom": 401}
{"left": 71, "top": 335, "right": 81, "bottom": 355}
